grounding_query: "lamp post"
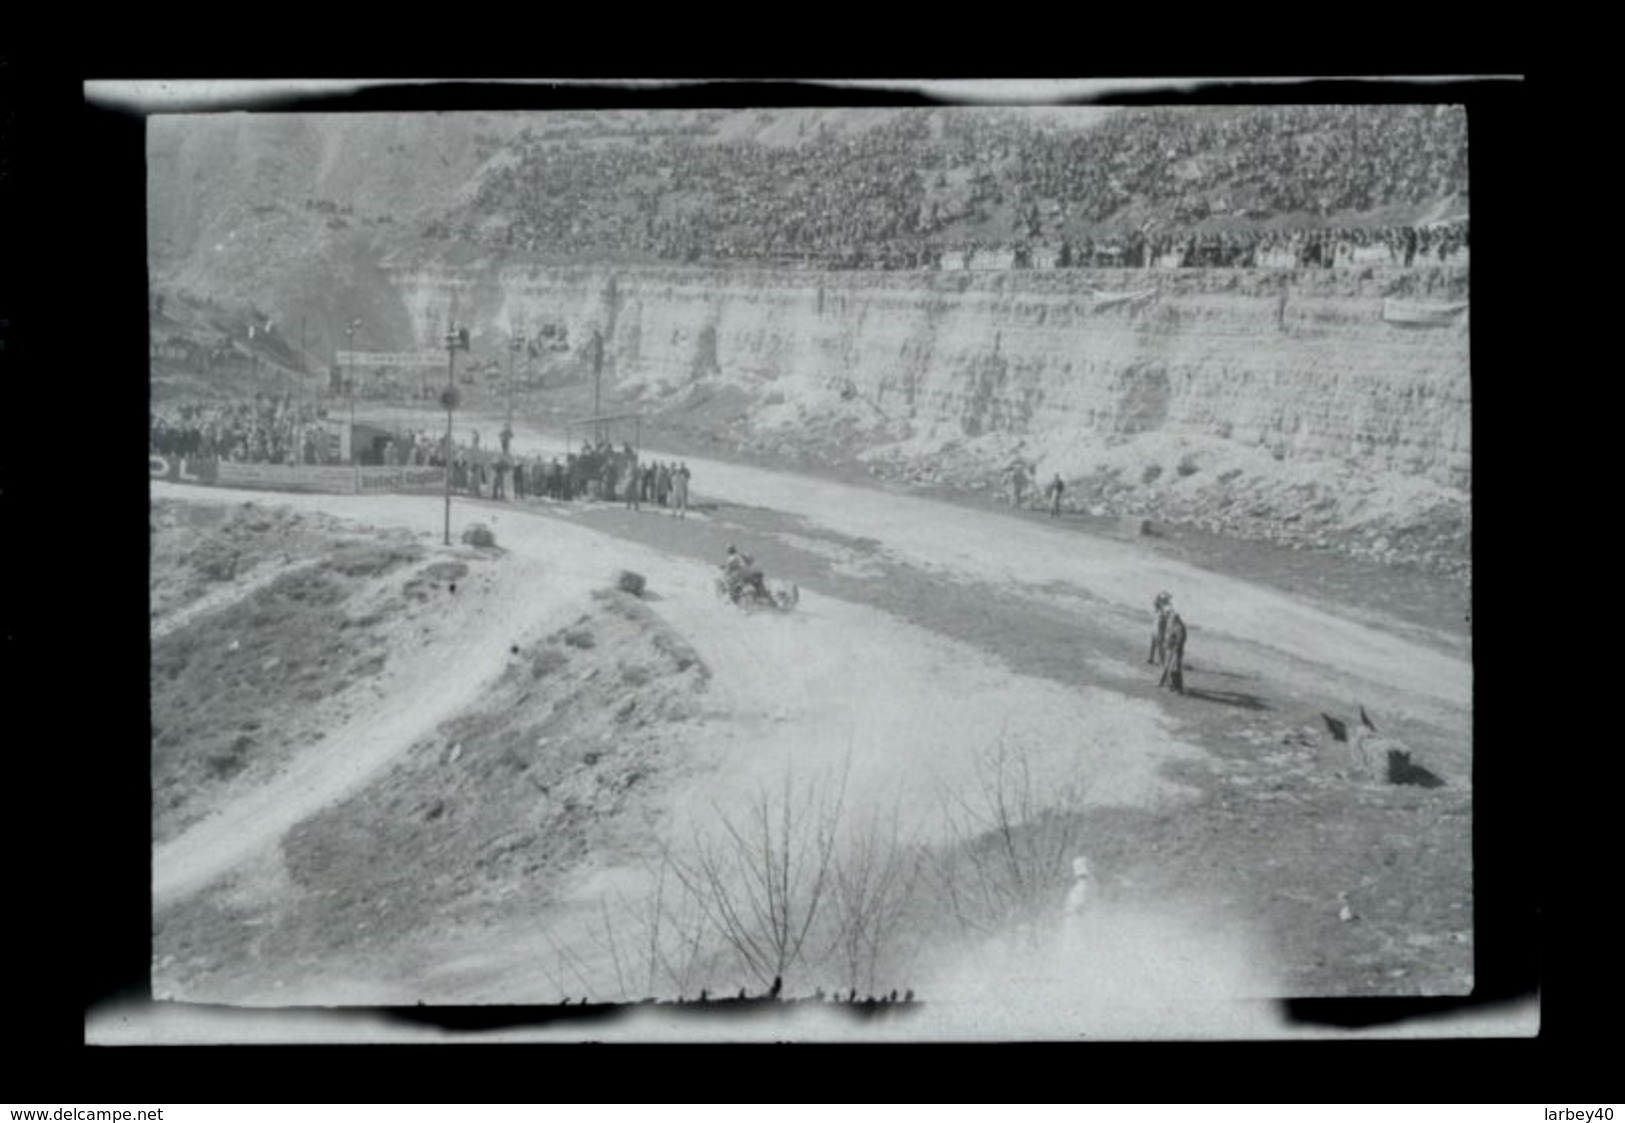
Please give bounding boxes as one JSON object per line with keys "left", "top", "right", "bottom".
{"left": 442, "top": 324, "right": 469, "bottom": 546}
{"left": 344, "top": 318, "right": 362, "bottom": 465}
{"left": 507, "top": 329, "right": 526, "bottom": 433}
{"left": 591, "top": 328, "right": 604, "bottom": 444}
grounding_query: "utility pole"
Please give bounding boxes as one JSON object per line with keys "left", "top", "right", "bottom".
{"left": 344, "top": 318, "right": 362, "bottom": 466}
{"left": 591, "top": 328, "right": 604, "bottom": 444}
{"left": 442, "top": 324, "right": 469, "bottom": 546}
{"left": 507, "top": 329, "right": 526, "bottom": 433}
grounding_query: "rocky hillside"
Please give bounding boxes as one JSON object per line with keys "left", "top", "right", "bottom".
{"left": 147, "top": 113, "right": 535, "bottom": 364}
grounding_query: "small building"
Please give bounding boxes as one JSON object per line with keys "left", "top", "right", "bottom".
{"left": 968, "top": 247, "right": 1016, "bottom": 271}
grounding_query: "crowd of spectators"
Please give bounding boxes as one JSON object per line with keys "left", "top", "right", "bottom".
{"left": 1011, "top": 105, "right": 1466, "bottom": 226}
{"left": 149, "top": 397, "right": 335, "bottom": 465}
{"left": 1034, "top": 218, "right": 1467, "bottom": 270}
{"left": 432, "top": 105, "right": 1468, "bottom": 271}
{"left": 152, "top": 401, "right": 698, "bottom": 511}
{"left": 433, "top": 437, "right": 692, "bottom": 511}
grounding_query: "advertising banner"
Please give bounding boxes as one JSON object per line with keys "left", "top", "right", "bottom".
{"left": 151, "top": 457, "right": 445, "bottom": 495}
{"left": 1382, "top": 299, "right": 1468, "bottom": 326}
{"left": 214, "top": 462, "right": 359, "bottom": 494}
{"left": 1091, "top": 287, "right": 1158, "bottom": 309}
{"left": 357, "top": 466, "right": 447, "bottom": 493}
{"left": 335, "top": 350, "right": 445, "bottom": 368}
{"left": 149, "top": 455, "right": 219, "bottom": 485}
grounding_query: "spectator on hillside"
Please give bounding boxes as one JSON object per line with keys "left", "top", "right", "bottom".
{"left": 1010, "top": 463, "right": 1029, "bottom": 509}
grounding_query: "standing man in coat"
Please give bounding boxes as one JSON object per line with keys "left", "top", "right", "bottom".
{"left": 1148, "top": 591, "right": 1173, "bottom": 666}
{"left": 1159, "top": 607, "right": 1187, "bottom": 694}
{"left": 672, "top": 462, "right": 691, "bottom": 518}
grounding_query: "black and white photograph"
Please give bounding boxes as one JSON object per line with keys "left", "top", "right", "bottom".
{"left": 86, "top": 77, "right": 1523, "bottom": 1044}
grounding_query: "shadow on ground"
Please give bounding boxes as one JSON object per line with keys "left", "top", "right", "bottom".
{"left": 1182, "top": 686, "right": 1270, "bottom": 710}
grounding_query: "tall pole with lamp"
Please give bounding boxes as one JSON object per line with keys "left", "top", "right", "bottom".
{"left": 442, "top": 324, "right": 469, "bottom": 546}
{"left": 591, "top": 328, "right": 604, "bottom": 444}
{"left": 505, "top": 328, "right": 526, "bottom": 449}
{"left": 344, "top": 318, "right": 362, "bottom": 467}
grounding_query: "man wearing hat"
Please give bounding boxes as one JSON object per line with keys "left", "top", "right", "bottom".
{"left": 1148, "top": 591, "right": 1173, "bottom": 666}
{"left": 1159, "top": 607, "right": 1187, "bottom": 694}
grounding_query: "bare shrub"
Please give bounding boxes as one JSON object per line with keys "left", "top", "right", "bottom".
{"left": 577, "top": 765, "right": 927, "bottom": 1000}
{"left": 827, "top": 799, "right": 926, "bottom": 994}
{"left": 666, "top": 768, "right": 846, "bottom": 990}
{"left": 586, "top": 854, "right": 714, "bottom": 1002}
{"left": 929, "top": 737, "right": 1091, "bottom": 942}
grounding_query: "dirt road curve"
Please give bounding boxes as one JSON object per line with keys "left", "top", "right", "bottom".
{"left": 151, "top": 446, "right": 1469, "bottom": 913}
{"left": 152, "top": 544, "right": 588, "bottom": 908}
{"left": 506, "top": 427, "right": 1470, "bottom": 709}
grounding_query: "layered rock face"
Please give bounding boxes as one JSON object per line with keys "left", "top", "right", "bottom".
{"left": 384, "top": 260, "right": 1468, "bottom": 487}
{"left": 380, "top": 259, "right": 1471, "bottom": 572}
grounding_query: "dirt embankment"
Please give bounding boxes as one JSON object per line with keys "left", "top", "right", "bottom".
{"left": 151, "top": 501, "right": 439, "bottom": 842}
{"left": 154, "top": 582, "right": 711, "bottom": 1002}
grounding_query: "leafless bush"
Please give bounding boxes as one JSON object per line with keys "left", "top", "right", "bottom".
{"left": 929, "top": 736, "right": 1091, "bottom": 942}
{"left": 586, "top": 853, "right": 713, "bottom": 1001}
{"left": 568, "top": 742, "right": 1092, "bottom": 1000}
{"left": 827, "top": 798, "right": 926, "bottom": 994}
{"left": 577, "top": 765, "right": 928, "bottom": 999}
{"left": 666, "top": 768, "right": 846, "bottom": 990}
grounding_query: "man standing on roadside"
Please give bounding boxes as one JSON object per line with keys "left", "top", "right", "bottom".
{"left": 494, "top": 453, "right": 510, "bottom": 501}
{"left": 673, "top": 462, "right": 691, "bottom": 518}
{"left": 624, "top": 451, "right": 640, "bottom": 511}
{"left": 1148, "top": 591, "right": 1173, "bottom": 666}
{"left": 1048, "top": 473, "right": 1065, "bottom": 518}
{"left": 1159, "top": 607, "right": 1187, "bottom": 694}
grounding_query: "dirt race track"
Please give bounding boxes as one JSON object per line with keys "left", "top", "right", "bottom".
{"left": 147, "top": 434, "right": 1474, "bottom": 1038}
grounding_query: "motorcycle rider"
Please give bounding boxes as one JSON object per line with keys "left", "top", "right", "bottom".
{"left": 722, "top": 544, "right": 769, "bottom": 604}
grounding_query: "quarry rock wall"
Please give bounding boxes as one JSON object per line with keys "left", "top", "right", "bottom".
{"left": 380, "top": 261, "right": 1471, "bottom": 492}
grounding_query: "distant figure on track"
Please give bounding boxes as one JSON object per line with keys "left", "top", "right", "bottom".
{"left": 623, "top": 455, "right": 640, "bottom": 511}
{"left": 672, "top": 462, "right": 690, "bottom": 518}
{"left": 1064, "top": 855, "right": 1094, "bottom": 919}
{"left": 1148, "top": 591, "right": 1173, "bottom": 666}
{"left": 1048, "top": 473, "right": 1065, "bottom": 518}
{"left": 1159, "top": 609, "right": 1187, "bottom": 694}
